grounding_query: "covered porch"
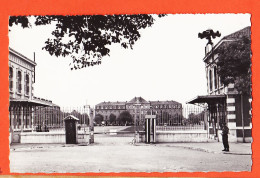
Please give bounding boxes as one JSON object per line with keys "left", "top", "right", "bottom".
{"left": 187, "top": 95, "right": 227, "bottom": 141}
{"left": 9, "top": 98, "right": 53, "bottom": 143}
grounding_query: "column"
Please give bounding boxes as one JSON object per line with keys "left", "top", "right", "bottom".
{"left": 226, "top": 90, "right": 237, "bottom": 142}
{"left": 20, "top": 106, "right": 24, "bottom": 132}
{"left": 29, "top": 106, "right": 32, "bottom": 131}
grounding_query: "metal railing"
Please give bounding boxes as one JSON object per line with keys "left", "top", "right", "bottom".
{"left": 155, "top": 104, "right": 207, "bottom": 131}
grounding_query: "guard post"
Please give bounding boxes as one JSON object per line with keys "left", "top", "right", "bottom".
{"left": 145, "top": 114, "right": 156, "bottom": 143}
{"left": 64, "top": 115, "right": 79, "bottom": 144}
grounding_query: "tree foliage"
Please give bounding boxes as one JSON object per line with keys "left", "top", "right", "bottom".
{"left": 187, "top": 112, "right": 204, "bottom": 125}
{"left": 9, "top": 15, "right": 165, "bottom": 70}
{"left": 118, "top": 111, "right": 132, "bottom": 124}
{"left": 216, "top": 36, "right": 251, "bottom": 95}
{"left": 109, "top": 113, "right": 116, "bottom": 124}
{"left": 94, "top": 114, "right": 104, "bottom": 124}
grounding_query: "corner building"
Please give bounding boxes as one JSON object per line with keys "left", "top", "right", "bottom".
{"left": 9, "top": 48, "right": 57, "bottom": 143}
{"left": 188, "top": 27, "right": 252, "bottom": 142}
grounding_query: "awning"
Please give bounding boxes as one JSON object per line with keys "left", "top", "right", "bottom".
{"left": 10, "top": 98, "right": 53, "bottom": 107}
{"left": 187, "top": 95, "right": 226, "bottom": 104}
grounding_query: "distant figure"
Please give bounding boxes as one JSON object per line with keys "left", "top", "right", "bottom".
{"left": 221, "top": 123, "right": 229, "bottom": 152}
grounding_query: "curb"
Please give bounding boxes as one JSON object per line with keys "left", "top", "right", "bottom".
{"left": 134, "top": 143, "right": 252, "bottom": 155}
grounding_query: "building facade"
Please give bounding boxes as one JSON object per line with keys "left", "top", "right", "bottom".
{"left": 189, "top": 27, "right": 252, "bottom": 142}
{"left": 95, "top": 97, "right": 182, "bottom": 125}
{"left": 9, "top": 48, "right": 56, "bottom": 143}
{"left": 9, "top": 48, "right": 36, "bottom": 100}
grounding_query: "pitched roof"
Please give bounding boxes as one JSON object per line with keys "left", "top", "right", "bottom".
{"left": 63, "top": 115, "right": 79, "bottom": 121}
{"left": 96, "top": 101, "right": 126, "bottom": 106}
{"left": 127, "top": 97, "right": 149, "bottom": 104}
{"left": 203, "top": 26, "right": 251, "bottom": 62}
{"left": 95, "top": 97, "right": 182, "bottom": 106}
{"left": 222, "top": 26, "right": 251, "bottom": 40}
{"left": 150, "top": 100, "right": 181, "bottom": 105}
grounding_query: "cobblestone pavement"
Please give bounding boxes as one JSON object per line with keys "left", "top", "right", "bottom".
{"left": 10, "top": 135, "right": 252, "bottom": 173}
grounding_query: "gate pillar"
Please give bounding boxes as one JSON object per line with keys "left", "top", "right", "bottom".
{"left": 89, "top": 108, "right": 94, "bottom": 144}
{"left": 64, "top": 115, "right": 79, "bottom": 144}
{"left": 145, "top": 115, "right": 156, "bottom": 143}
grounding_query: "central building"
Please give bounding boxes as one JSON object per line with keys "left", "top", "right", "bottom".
{"left": 95, "top": 97, "right": 182, "bottom": 126}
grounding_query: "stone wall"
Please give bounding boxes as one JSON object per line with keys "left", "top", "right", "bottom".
{"left": 19, "top": 132, "right": 88, "bottom": 144}
{"left": 139, "top": 130, "right": 208, "bottom": 143}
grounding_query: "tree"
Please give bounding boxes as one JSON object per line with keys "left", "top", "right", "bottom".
{"left": 109, "top": 113, "right": 116, "bottom": 125}
{"left": 9, "top": 15, "right": 165, "bottom": 70}
{"left": 187, "top": 111, "right": 205, "bottom": 125}
{"left": 217, "top": 35, "right": 251, "bottom": 143}
{"left": 172, "top": 113, "right": 183, "bottom": 125}
{"left": 94, "top": 114, "right": 104, "bottom": 125}
{"left": 118, "top": 111, "right": 132, "bottom": 125}
{"left": 216, "top": 36, "right": 251, "bottom": 95}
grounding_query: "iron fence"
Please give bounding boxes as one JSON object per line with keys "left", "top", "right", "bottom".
{"left": 155, "top": 104, "right": 207, "bottom": 131}
{"left": 33, "top": 106, "right": 89, "bottom": 132}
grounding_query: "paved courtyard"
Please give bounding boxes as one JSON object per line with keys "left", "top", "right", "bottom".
{"left": 10, "top": 134, "right": 252, "bottom": 173}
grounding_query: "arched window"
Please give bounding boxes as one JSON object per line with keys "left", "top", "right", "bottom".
{"left": 209, "top": 70, "right": 213, "bottom": 91}
{"left": 9, "top": 67, "right": 13, "bottom": 91}
{"left": 25, "top": 74, "right": 29, "bottom": 95}
{"left": 214, "top": 66, "right": 218, "bottom": 90}
{"left": 17, "top": 71, "right": 22, "bottom": 93}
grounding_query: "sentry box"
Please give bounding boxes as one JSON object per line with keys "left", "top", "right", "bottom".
{"left": 64, "top": 115, "right": 79, "bottom": 144}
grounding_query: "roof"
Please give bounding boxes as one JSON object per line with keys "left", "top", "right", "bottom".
{"left": 96, "top": 101, "right": 126, "bottom": 106}
{"left": 10, "top": 98, "right": 53, "bottom": 107}
{"left": 127, "top": 97, "right": 149, "bottom": 104}
{"left": 222, "top": 26, "right": 251, "bottom": 40}
{"left": 187, "top": 95, "right": 226, "bottom": 104}
{"left": 63, "top": 115, "right": 79, "bottom": 121}
{"left": 203, "top": 26, "right": 251, "bottom": 62}
{"left": 9, "top": 47, "right": 37, "bottom": 66}
{"left": 150, "top": 100, "right": 181, "bottom": 105}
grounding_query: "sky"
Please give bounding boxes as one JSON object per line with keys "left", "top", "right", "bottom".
{"left": 9, "top": 14, "right": 251, "bottom": 108}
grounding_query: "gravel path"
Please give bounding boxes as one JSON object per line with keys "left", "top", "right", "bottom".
{"left": 10, "top": 135, "right": 251, "bottom": 173}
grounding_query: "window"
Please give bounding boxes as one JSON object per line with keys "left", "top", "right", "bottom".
{"left": 17, "top": 70, "right": 22, "bottom": 93}
{"left": 25, "top": 74, "right": 29, "bottom": 95}
{"left": 9, "top": 67, "right": 13, "bottom": 91}
{"left": 219, "top": 76, "right": 223, "bottom": 87}
{"left": 214, "top": 66, "right": 218, "bottom": 90}
{"left": 209, "top": 70, "right": 213, "bottom": 91}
